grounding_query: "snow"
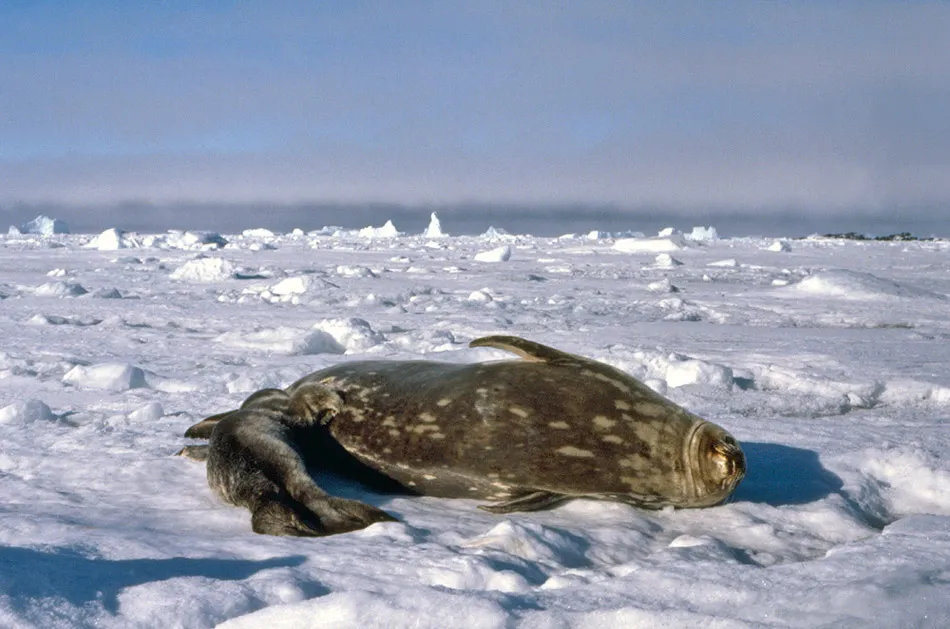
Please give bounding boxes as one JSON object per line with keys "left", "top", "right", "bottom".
{"left": 613, "top": 235, "right": 686, "bottom": 253}
{"left": 1, "top": 217, "right": 950, "bottom": 627}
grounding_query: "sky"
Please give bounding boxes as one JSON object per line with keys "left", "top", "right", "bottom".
{"left": 2, "top": 1, "right": 949, "bottom": 221}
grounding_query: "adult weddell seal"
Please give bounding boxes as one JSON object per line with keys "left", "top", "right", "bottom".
{"left": 180, "top": 335, "right": 746, "bottom": 536}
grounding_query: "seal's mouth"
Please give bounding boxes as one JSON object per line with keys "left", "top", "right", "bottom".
{"left": 686, "top": 422, "right": 746, "bottom": 506}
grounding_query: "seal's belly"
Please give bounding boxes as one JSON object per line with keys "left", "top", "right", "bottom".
{"left": 293, "top": 359, "right": 700, "bottom": 502}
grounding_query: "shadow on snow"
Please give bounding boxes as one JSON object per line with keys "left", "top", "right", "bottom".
{"left": 733, "top": 441, "right": 843, "bottom": 507}
{"left": 0, "top": 546, "right": 309, "bottom": 614}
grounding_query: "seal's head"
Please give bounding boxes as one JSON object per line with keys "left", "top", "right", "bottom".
{"left": 683, "top": 422, "right": 746, "bottom": 507}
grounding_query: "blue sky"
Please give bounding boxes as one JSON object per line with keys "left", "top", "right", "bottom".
{"left": 2, "top": 1, "right": 949, "bottom": 216}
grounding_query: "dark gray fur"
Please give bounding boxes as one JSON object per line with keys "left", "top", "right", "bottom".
{"left": 191, "top": 383, "right": 395, "bottom": 536}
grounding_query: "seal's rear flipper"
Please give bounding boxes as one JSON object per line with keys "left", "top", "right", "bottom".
{"left": 478, "top": 490, "right": 569, "bottom": 513}
{"left": 252, "top": 495, "right": 321, "bottom": 536}
{"left": 469, "top": 335, "right": 580, "bottom": 365}
{"left": 252, "top": 494, "right": 397, "bottom": 537}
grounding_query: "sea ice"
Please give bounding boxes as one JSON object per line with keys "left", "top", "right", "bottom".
{"left": 62, "top": 362, "right": 148, "bottom": 391}
{"left": 1, "top": 222, "right": 949, "bottom": 628}
{"left": 359, "top": 220, "right": 400, "bottom": 238}
{"left": 473, "top": 245, "right": 512, "bottom": 262}
{"left": 170, "top": 257, "right": 238, "bottom": 282}
{"left": 613, "top": 236, "right": 685, "bottom": 253}
{"left": 15, "top": 214, "right": 70, "bottom": 235}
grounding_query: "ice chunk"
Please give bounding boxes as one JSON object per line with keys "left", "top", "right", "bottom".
{"left": 474, "top": 245, "right": 512, "bottom": 262}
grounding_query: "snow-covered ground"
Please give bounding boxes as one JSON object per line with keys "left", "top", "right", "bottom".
{"left": 2, "top": 217, "right": 949, "bottom": 628}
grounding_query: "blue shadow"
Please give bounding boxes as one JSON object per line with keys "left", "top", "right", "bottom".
{"left": 733, "top": 441, "right": 843, "bottom": 506}
{"left": 0, "top": 546, "right": 310, "bottom": 614}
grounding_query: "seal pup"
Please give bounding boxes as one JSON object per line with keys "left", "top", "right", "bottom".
{"left": 183, "top": 335, "right": 745, "bottom": 535}
{"left": 184, "top": 382, "right": 395, "bottom": 536}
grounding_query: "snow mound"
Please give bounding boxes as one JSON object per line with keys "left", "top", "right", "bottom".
{"left": 879, "top": 379, "right": 950, "bottom": 405}
{"left": 467, "top": 289, "right": 493, "bottom": 303}
{"left": 359, "top": 220, "right": 400, "bottom": 238}
{"left": 0, "top": 399, "right": 56, "bottom": 424}
{"left": 168, "top": 230, "right": 228, "bottom": 249}
{"left": 336, "top": 265, "right": 377, "bottom": 278}
{"left": 63, "top": 363, "right": 148, "bottom": 391}
{"left": 138, "top": 230, "right": 227, "bottom": 249}
{"left": 462, "top": 520, "right": 588, "bottom": 567}
{"left": 34, "top": 281, "right": 88, "bottom": 297}
{"left": 128, "top": 402, "right": 164, "bottom": 422}
{"left": 424, "top": 212, "right": 446, "bottom": 237}
{"left": 242, "top": 228, "right": 276, "bottom": 239}
{"left": 654, "top": 253, "right": 683, "bottom": 268}
{"left": 707, "top": 258, "right": 738, "bottom": 267}
{"left": 666, "top": 358, "right": 734, "bottom": 389}
{"left": 312, "top": 318, "right": 386, "bottom": 353}
{"left": 613, "top": 236, "right": 685, "bottom": 253}
{"left": 854, "top": 448, "right": 950, "bottom": 517}
{"left": 269, "top": 276, "right": 315, "bottom": 296}
{"left": 88, "top": 228, "right": 138, "bottom": 251}
{"left": 647, "top": 278, "right": 678, "bottom": 293}
{"left": 26, "top": 313, "right": 100, "bottom": 326}
{"left": 216, "top": 327, "right": 345, "bottom": 355}
{"left": 217, "top": 588, "right": 508, "bottom": 629}
{"left": 768, "top": 240, "right": 792, "bottom": 252}
{"left": 91, "top": 287, "right": 122, "bottom": 299}
{"left": 783, "top": 270, "right": 945, "bottom": 301}
{"left": 473, "top": 245, "right": 512, "bottom": 262}
{"left": 16, "top": 215, "right": 70, "bottom": 235}
{"left": 170, "top": 257, "right": 238, "bottom": 282}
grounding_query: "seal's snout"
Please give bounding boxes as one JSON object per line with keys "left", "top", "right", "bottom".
{"left": 712, "top": 436, "right": 745, "bottom": 490}
{"left": 690, "top": 424, "right": 745, "bottom": 505}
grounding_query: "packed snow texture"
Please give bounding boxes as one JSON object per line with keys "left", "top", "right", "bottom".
{"left": 2, "top": 221, "right": 950, "bottom": 628}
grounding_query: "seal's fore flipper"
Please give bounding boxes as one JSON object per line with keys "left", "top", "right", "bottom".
{"left": 469, "top": 335, "right": 581, "bottom": 365}
{"left": 183, "top": 389, "right": 291, "bottom": 439}
{"left": 183, "top": 410, "right": 233, "bottom": 439}
{"left": 478, "top": 490, "right": 569, "bottom": 514}
{"left": 240, "top": 388, "right": 292, "bottom": 412}
{"left": 286, "top": 382, "right": 344, "bottom": 426}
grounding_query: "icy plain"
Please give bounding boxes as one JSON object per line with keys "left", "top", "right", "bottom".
{"left": 1, "top": 218, "right": 949, "bottom": 628}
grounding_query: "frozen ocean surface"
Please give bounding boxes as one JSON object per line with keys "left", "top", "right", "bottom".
{"left": 1, "top": 214, "right": 949, "bottom": 628}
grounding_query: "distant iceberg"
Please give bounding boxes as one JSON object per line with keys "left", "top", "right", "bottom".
{"left": 359, "top": 220, "right": 400, "bottom": 238}
{"left": 424, "top": 213, "right": 446, "bottom": 238}
{"left": 10, "top": 215, "right": 70, "bottom": 236}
